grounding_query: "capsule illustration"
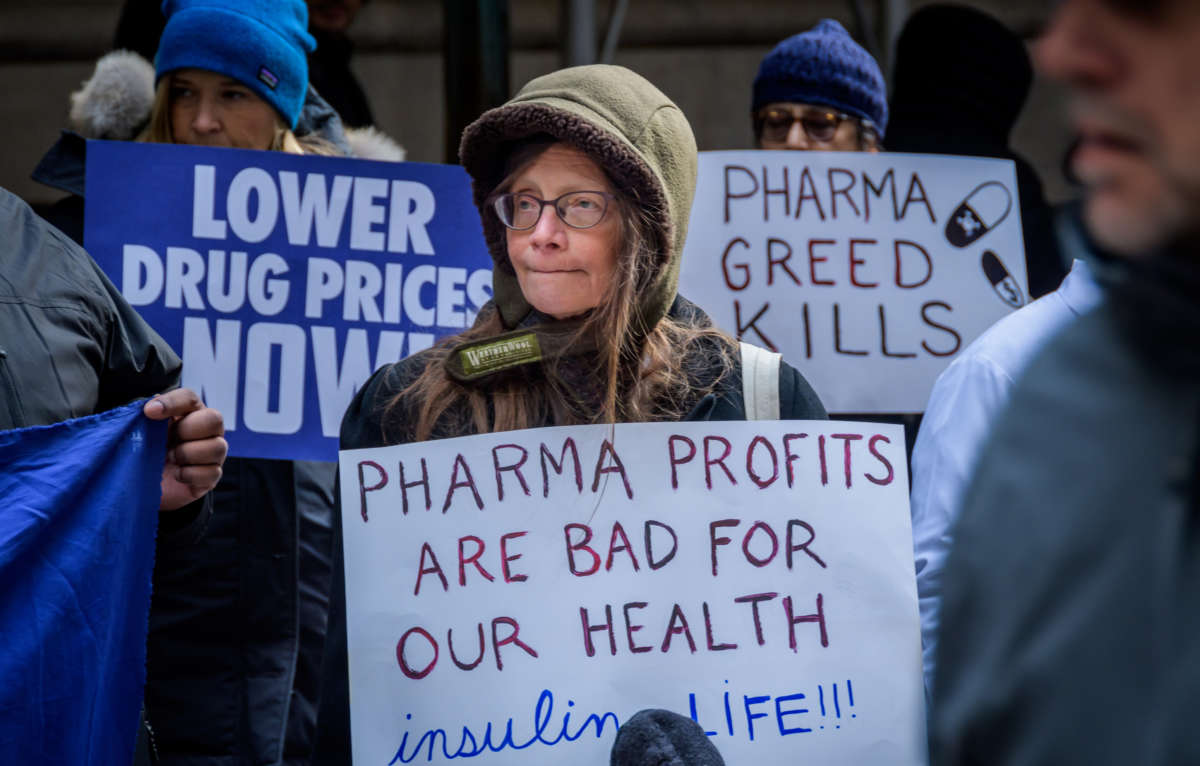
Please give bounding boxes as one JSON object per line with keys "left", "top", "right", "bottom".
{"left": 982, "top": 250, "right": 1025, "bottom": 308}
{"left": 946, "top": 181, "right": 1013, "bottom": 247}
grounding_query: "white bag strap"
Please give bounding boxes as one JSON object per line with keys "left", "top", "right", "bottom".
{"left": 739, "top": 341, "right": 781, "bottom": 421}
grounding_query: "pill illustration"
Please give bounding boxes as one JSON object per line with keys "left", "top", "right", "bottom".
{"left": 946, "top": 181, "right": 1013, "bottom": 247}
{"left": 981, "top": 250, "right": 1025, "bottom": 308}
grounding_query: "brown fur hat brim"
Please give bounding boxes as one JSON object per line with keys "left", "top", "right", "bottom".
{"left": 459, "top": 65, "right": 697, "bottom": 332}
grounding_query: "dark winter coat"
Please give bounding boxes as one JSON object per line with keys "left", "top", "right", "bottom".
{"left": 930, "top": 250, "right": 1200, "bottom": 764}
{"left": 0, "top": 188, "right": 177, "bottom": 428}
{"left": 342, "top": 297, "right": 825, "bottom": 451}
{"left": 886, "top": 4, "right": 1068, "bottom": 300}
{"left": 0, "top": 184, "right": 209, "bottom": 539}
{"left": 0, "top": 184, "right": 212, "bottom": 759}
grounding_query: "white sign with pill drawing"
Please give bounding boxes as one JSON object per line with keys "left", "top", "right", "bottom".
{"left": 678, "top": 151, "right": 1028, "bottom": 414}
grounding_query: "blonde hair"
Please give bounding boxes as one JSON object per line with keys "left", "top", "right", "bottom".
{"left": 386, "top": 141, "right": 735, "bottom": 443}
{"left": 138, "top": 77, "right": 338, "bottom": 156}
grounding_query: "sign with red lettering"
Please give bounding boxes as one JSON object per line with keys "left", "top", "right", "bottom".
{"left": 677, "top": 151, "right": 1027, "bottom": 413}
{"left": 339, "top": 421, "right": 924, "bottom": 765}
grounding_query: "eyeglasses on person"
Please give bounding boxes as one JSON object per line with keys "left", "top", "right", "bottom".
{"left": 754, "top": 105, "right": 879, "bottom": 148}
{"left": 489, "top": 191, "right": 615, "bottom": 230}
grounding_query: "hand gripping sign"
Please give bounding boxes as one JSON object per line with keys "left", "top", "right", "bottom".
{"left": 340, "top": 420, "right": 925, "bottom": 765}
{"left": 85, "top": 141, "right": 493, "bottom": 461}
{"left": 677, "top": 151, "right": 1028, "bottom": 414}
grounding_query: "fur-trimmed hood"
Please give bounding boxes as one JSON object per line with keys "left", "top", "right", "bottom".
{"left": 343, "top": 125, "right": 405, "bottom": 163}
{"left": 459, "top": 64, "right": 698, "bottom": 331}
{"left": 67, "top": 50, "right": 157, "bottom": 141}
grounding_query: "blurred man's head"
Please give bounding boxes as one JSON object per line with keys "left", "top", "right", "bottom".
{"left": 752, "top": 19, "right": 886, "bottom": 152}
{"left": 1038, "top": 0, "right": 1200, "bottom": 256}
{"left": 307, "top": 0, "right": 363, "bottom": 34}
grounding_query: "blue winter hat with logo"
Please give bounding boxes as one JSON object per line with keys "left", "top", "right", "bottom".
{"left": 156, "top": 0, "right": 316, "bottom": 129}
{"left": 753, "top": 19, "right": 888, "bottom": 136}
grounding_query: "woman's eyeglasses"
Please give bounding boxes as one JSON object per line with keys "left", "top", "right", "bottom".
{"left": 754, "top": 106, "right": 878, "bottom": 147}
{"left": 489, "top": 191, "right": 614, "bottom": 230}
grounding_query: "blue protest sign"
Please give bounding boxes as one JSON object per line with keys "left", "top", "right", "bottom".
{"left": 0, "top": 402, "right": 166, "bottom": 766}
{"left": 85, "top": 141, "right": 494, "bottom": 460}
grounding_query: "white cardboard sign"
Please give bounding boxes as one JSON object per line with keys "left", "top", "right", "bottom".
{"left": 339, "top": 420, "right": 924, "bottom": 765}
{"left": 677, "top": 151, "right": 1028, "bottom": 413}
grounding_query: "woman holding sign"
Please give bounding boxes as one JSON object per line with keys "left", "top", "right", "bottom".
{"left": 316, "top": 65, "right": 827, "bottom": 762}
{"left": 126, "top": 3, "right": 370, "bottom": 764}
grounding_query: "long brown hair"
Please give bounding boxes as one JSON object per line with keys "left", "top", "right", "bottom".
{"left": 386, "top": 140, "right": 734, "bottom": 443}
{"left": 138, "top": 77, "right": 337, "bottom": 156}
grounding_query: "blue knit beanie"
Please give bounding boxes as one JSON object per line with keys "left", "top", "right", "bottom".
{"left": 156, "top": 0, "right": 315, "bottom": 129}
{"left": 752, "top": 19, "right": 888, "bottom": 136}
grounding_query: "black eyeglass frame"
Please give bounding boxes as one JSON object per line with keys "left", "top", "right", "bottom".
{"left": 753, "top": 106, "right": 881, "bottom": 150}
{"left": 487, "top": 191, "right": 617, "bottom": 231}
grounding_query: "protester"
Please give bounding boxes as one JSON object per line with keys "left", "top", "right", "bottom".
{"left": 28, "top": 1, "right": 393, "bottom": 762}
{"left": 749, "top": 19, "right": 926, "bottom": 466}
{"left": 751, "top": 19, "right": 886, "bottom": 152}
{"left": 112, "top": 0, "right": 165, "bottom": 62}
{"left": 909, "top": 251, "right": 1102, "bottom": 696}
{"left": 133, "top": 3, "right": 335, "bottom": 763}
{"left": 109, "top": 0, "right": 377, "bottom": 129}
{"left": 0, "top": 187, "right": 225, "bottom": 509}
{"left": 34, "top": 0, "right": 401, "bottom": 244}
{"left": 931, "top": 1, "right": 1200, "bottom": 762}
{"left": 0, "top": 183, "right": 227, "bottom": 763}
{"left": 314, "top": 63, "right": 828, "bottom": 763}
{"left": 32, "top": 53, "right": 353, "bottom": 245}
{"left": 887, "top": 4, "right": 1067, "bottom": 300}
{"left": 307, "top": 0, "right": 376, "bottom": 129}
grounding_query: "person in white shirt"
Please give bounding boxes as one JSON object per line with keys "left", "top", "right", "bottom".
{"left": 909, "top": 256, "right": 1101, "bottom": 696}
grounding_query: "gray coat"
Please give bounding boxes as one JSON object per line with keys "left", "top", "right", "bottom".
{"left": 0, "top": 187, "right": 179, "bottom": 430}
{"left": 931, "top": 251, "right": 1200, "bottom": 764}
{"left": 0, "top": 183, "right": 209, "bottom": 759}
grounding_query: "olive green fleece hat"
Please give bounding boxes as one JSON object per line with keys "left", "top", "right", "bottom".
{"left": 459, "top": 64, "right": 699, "bottom": 333}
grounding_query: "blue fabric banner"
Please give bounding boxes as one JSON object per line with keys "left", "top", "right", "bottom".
{"left": 0, "top": 402, "right": 166, "bottom": 766}
{"left": 84, "top": 141, "right": 494, "bottom": 461}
